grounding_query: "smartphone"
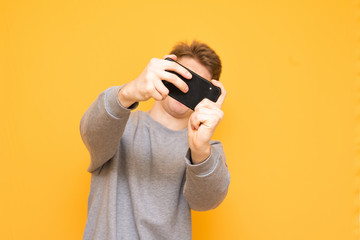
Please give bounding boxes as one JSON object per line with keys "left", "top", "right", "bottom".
{"left": 162, "top": 57, "right": 221, "bottom": 110}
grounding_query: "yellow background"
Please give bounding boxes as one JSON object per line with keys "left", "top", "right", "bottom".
{"left": 0, "top": 0, "right": 359, "bottom": 239}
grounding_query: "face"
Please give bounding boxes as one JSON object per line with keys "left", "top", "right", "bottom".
{"left": 160, "top": 56, "right": 213, "bottom": 119}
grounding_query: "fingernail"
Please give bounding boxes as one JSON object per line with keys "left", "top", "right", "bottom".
{"left": 187, "top": 72, "right": 191, "bottom": 78}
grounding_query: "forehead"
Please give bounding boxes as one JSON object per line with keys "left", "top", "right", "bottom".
{"left": 177, "top": 56, "right": 212, "bottom": 81}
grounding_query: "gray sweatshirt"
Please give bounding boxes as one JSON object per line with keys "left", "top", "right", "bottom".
{"left": 80, "top": 86, "right": 230, "bottom": 240}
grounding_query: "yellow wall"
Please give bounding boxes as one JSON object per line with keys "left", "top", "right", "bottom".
{"left": 0, "top": 0, "right": 359, "bottom": 239}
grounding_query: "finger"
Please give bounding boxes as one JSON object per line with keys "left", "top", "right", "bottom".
{"left": 211, "top": 80, "right": 226, "bottom": 108}
{"left": 189, "top": 112, "right": 203, "bottom": 130}
{"left": 196, "top": 106, "right": 223, "bottom": 118}
{"left": 190, "top": 111, "right": 214, "bottom": 130}
{"left": 194, "top": 98, "right": 218, "bottom": 111}
{"left": 195, "top": 106, "right": 224, "bottom": 125}
{"left": 163, "top": 54, "right": 177, "bottom": 61}
{"left": 157, "top": 70, "right": 189, "bottom": 93}
{"left": 151, "top": 87, "right": 164, "bottom": 101}
{"left": 154, "top": 80, "right": 169, "bottom": 99}
{"left": 162, "top": 60, "right": 192, "bottom": 80}
{"left": 144, "top": 78, "right": 165, "bottom": 101}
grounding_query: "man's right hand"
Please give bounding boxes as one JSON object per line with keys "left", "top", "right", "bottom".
{"left": 118, "top": 54, "right": 192, "bottom": 108}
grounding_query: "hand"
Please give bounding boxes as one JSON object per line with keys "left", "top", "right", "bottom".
{"left": 188, "top": 80, "right": 226, "bottom": 164}
{"left": 118, "top": 54, "right": 192, "bottom": 108}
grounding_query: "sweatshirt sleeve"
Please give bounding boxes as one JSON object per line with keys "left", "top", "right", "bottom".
{"left": 79, "top": 85, "right": 138, "bottom": 173}
{"left": 183, "top": 140, "right": 230, "bottom": 211}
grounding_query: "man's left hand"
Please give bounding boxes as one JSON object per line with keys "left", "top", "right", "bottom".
{"left": 188, "top": 80, "right": 226, "bottom": 164}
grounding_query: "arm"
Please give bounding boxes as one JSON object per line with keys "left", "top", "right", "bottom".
{"left": 80, "top": 54, "right": 191, "bottom": 172}
{"left": 184, "top": 141, "right": 230, "bottom": 211}
{"left": 80, "top": 86, "right": 138, "bottom": 172}
{"left": 184, "top": 80, "right": 230, "bottom": 210}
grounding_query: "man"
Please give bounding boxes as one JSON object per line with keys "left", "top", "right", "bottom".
{"left": 80, "top": 40, "right": 230, "bottom": 240}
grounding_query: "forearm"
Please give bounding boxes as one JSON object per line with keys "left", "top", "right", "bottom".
{"left": 80, "top": 86, "right": 138, "bottom": 172}
{"left": 183, "top": 141, "right": 230, "bottom": 211}
{"left": 190, "top": 143, "right": 211, "bottom": 165}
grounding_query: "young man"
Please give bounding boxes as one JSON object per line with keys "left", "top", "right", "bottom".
{"left": 80, "top": 40, "right": 230, "bottom": 240}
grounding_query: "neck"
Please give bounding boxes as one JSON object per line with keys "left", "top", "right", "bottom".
{"left": 149, "top": 101, "right": 189, "bottom": 131}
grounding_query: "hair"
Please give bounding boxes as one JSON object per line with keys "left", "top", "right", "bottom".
{"left": 169, "top": 40, "right": 222, "bottom": 80}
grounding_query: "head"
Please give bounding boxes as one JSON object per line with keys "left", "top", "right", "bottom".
{"left": 160, "top": 40, "right": 222, "bottom": 120}
{"left": 170, "top": 40, "right": 222, "bottom": 80}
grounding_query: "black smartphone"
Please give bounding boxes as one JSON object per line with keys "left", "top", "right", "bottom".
{"left": 162, "top": 57, "right": 221, "bottom": 110}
